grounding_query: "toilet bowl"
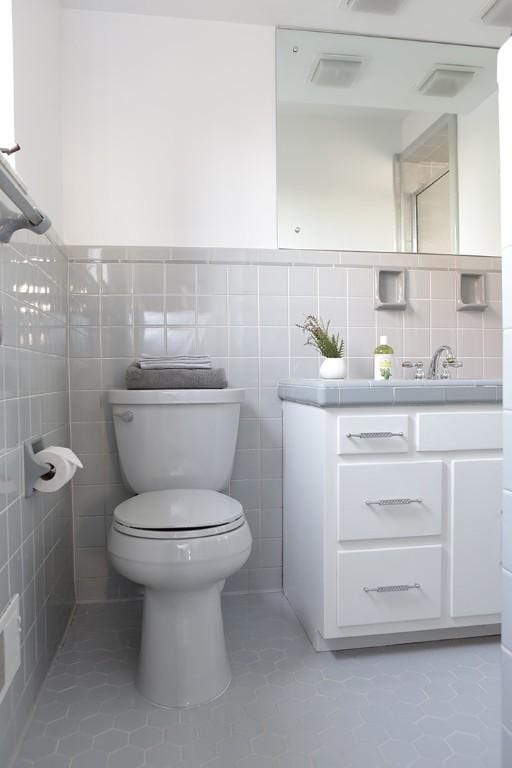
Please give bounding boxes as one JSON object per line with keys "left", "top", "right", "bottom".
{"left": 108, "top": 489, "right": 251, "bottom": 708}
{"left": 106, "top": 389, "right": 251, "bottom": 708}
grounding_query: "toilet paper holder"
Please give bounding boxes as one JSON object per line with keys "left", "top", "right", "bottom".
{"left": 23, "top": 438, "right": 56, "bottom": 497}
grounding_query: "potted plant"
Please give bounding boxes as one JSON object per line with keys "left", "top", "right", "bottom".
{"left": 297, "top": 315, "right": 346, "bottom": 379}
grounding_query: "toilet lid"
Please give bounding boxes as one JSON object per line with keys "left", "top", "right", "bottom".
{"left": 113, "top": 489, "right": 243, "bottom": 531}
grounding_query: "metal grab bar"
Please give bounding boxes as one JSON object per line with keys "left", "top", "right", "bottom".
{"left": 365, "top": 498, "right": 422, "bottom": 506}
{"left": 0, "top": 154, "right": 51, "bottom": 242}
{"left": 364, "top": 584, "right": 421, "bottom": 594}
{"left": 346, "top": 431, "right": 404, "bottom": 439}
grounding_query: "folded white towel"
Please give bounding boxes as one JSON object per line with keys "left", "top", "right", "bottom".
{"left": 140, "top": 354, "right": 210, "bottom": 360}
{"left": 139, "top": 361, "right": 212, "bottom": 370}
{"left": 137, "top": 354, "right": 212, "bottom": 370}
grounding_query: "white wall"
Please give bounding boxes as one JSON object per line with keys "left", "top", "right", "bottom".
{"left": 277, "top": 107, "right": 401, "bottom": 252}
{"left": 60, "top": 9, "right": 500, "bottom": 256}
{"left": 0, "top": 0, "right": 15, "bottom": 150}
{"left": 497, "top": 36, "right": 512, "bottom": 764}
{"left": 458, "top": 92, "right": 502, "bottom": 257}
{"left": 62, "top": 10, "right": 277, "bottom": 248}
{"left": 400, "top": 111, "right": 443, "bottom": 152}
{"left": 11, "top": 0, "right": 63, "bottom": 233}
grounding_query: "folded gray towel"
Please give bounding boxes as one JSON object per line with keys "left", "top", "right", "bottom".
{"left": 126, "top": 364, "right": 227, "bottom": 390}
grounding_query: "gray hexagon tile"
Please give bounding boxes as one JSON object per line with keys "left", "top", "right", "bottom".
{"left": 13, "top": 594, "right": 500, "bottom": 767}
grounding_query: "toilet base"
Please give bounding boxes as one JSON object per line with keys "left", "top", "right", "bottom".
{"left": 136, "top": 581, "right": 231, "bottom": 708}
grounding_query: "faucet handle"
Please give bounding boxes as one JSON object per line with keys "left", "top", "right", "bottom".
{"left": 402, "top": 361, "right": 425, "bottom": 380}
{"left": 441, "top": 359, "right": 463, "bottom": 379}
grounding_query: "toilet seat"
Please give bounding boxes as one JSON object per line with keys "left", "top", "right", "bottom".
{"left": 113, "top": 488, "right": 244, "bottom": 540}
{"left": 113, "top": 517, "right": 245, "bottom": 540}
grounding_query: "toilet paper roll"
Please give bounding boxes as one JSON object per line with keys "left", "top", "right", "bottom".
{"left": 33, "top": 446, "right": 83, "bottom": 493}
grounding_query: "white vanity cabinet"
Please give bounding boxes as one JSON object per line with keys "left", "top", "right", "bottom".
{"left": 282, "top": 401, "right": 502, "bottom": 651}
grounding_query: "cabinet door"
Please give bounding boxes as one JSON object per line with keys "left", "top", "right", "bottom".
{"left": 450, "top": 458, "right": 502, "bottom": 618}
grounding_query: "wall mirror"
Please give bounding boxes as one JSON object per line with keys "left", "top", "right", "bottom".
{"left": 276, "top": 29, "right": 500, "bottom": 257}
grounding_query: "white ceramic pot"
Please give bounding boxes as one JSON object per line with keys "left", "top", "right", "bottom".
{"left": 319, "top": 357, "right": 346, "bottom": 379}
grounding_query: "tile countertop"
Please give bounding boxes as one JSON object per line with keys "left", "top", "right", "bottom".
{"left": 278, "top": 378, "right": 503, "bottom": 407}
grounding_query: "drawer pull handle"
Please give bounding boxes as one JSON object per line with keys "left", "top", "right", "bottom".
{"left": 365, "top": 498, "right": 422, "bottom": 506}
{"left": 347, "top": 431, "right": 404, "bottom": 439}
{"left": 364, "top": 583, "right": 421, "bottom": 594}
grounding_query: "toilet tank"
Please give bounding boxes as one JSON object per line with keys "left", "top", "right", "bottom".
{"left": 108, "top": 389, "right": 244, "bottom": 493}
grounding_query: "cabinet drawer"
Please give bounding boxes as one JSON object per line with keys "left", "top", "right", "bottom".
{"left": 337, "top": 415, "right": 409, "bottom": 455}
{"left": 338, "top": 461, "right": 443, "bottom": 541}
{"left": 416, "top": 411, "right": 502, "bottom": 452}
{"left": 337, "top": 545, "right": 442, "bottom": 627}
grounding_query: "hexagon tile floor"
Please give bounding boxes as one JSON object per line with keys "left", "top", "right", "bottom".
{"left": 13, "top": 593, "right": 501, "bottom": 768}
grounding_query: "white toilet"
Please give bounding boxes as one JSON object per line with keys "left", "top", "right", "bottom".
{"left": 106, "top": 388, "right": 252, "bottom": 708}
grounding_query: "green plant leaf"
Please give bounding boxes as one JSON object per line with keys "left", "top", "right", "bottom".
{"left": 296, "top": 314, "right": 344, "bottom": 358}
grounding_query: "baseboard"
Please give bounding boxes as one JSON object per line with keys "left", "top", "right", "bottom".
{"left": 312, "top": 624, "right": 501, "bottom": 652}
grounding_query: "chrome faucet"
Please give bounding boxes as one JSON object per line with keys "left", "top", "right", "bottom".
{"left": 427, "top": 345, "right": 463, "bottom": 380}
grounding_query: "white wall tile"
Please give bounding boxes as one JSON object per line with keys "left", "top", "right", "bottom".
{"left": 134, "top": 295, "right": 165, "bottom": 326}
{"left": 228, "top": 358, "right": 259, "bottom": 388}
{"left": 101, "top": 295, "right": 134, "bottom": 325}
{"left": 166, "top": 327, "right": 197, "bottom": 355}
{"left": 403, "top": 329, "right": 430, "bottom": 359}
{"left": 69, "top": 263, "right": 100, "bottom": 294}
{"left": 430, "top": 270, "right": 456, "bottom": 300}
{"left": 259, "top": 266, "right": 288, "bottom": 296}
{"left": 165, "top": 263, "right": 196, "bottom": 295}
{"left": 318, "top": 267, "right": 346, "bottom": 298}
{"left": 133, "top": 263, "right": 164, "bottom": 294}
{"left": 229, "top": 327, "right": 259, "bottom": 357}
{"left": 289, "top": 266, "right": 317, "bottom": 296}
{"left": 457, "top": 329, "right": 484, "bottom": 358}
{"left": 197, "top": 326, "right": 228, "bottom": 357}
{"left": 260, "top": 327, "right": 290, "bottom": 357}
{"left": 431, "top": 300, "right": 457, "bottom": 329}
{"left": 260, "top": 358, "right": 290, "bottom": 388}
{"left": 197, "top": 296, "right": 227, "bottom": 326}
{"left": 404, "top": 300, "right": 430, "bottom": 329}
{"left": 291, "top": 298, "right": 319, "bottom": 332}
{"left": 69, "top": 295, "right": 100, "bottom": 326}
{"left": 101, "top": 263, "right": 133, "bottom": 294}
{"left": 101, "top": 326, "right": 134, "bottom": 357}
{"left": 260, "top": 296, "right": 289, "bottom": 326}
{"left": 347, "top": 268, "right": 373, "bottom": 298}
{"left": 407, "top": 270, "right": 430, "bottom": 299}
{"left": 135, "top": 327, "right": 166, "bottom": 356}
{"left": 347, "top": 298, "right": 374, "bottom": 328}
{"left": 0, "top": 238, "right": 73, "bottom": 765}
{"left": 228, "top": 295, "right": 258, "bottom": 325}
{"left": 319, "top": 298, "right": 347, "bottom": 328}
{"left": 293, "top": 356, "right": 319, "bottom": 378}
{"left": 166, "top": 295, "right": 197, "bottom": 326}
{"left": 197, "top": 264, "right": 227, "bottom": 295}
{"left": 228, "top": 265, "right": 258, "bottom": 295}
{"left": 70, "top": 327, "right": 101, "bottom": 358}
{"left": 68, "top": 254, "right": 501, "bottom": 607}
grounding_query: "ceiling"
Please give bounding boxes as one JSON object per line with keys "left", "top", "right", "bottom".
{"left": 60, "top": 0, "right": 512, "bottom": 48}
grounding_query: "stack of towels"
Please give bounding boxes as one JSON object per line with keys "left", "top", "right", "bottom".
{"left": 126, "top": 355, "right": 227, "bottom": 390}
